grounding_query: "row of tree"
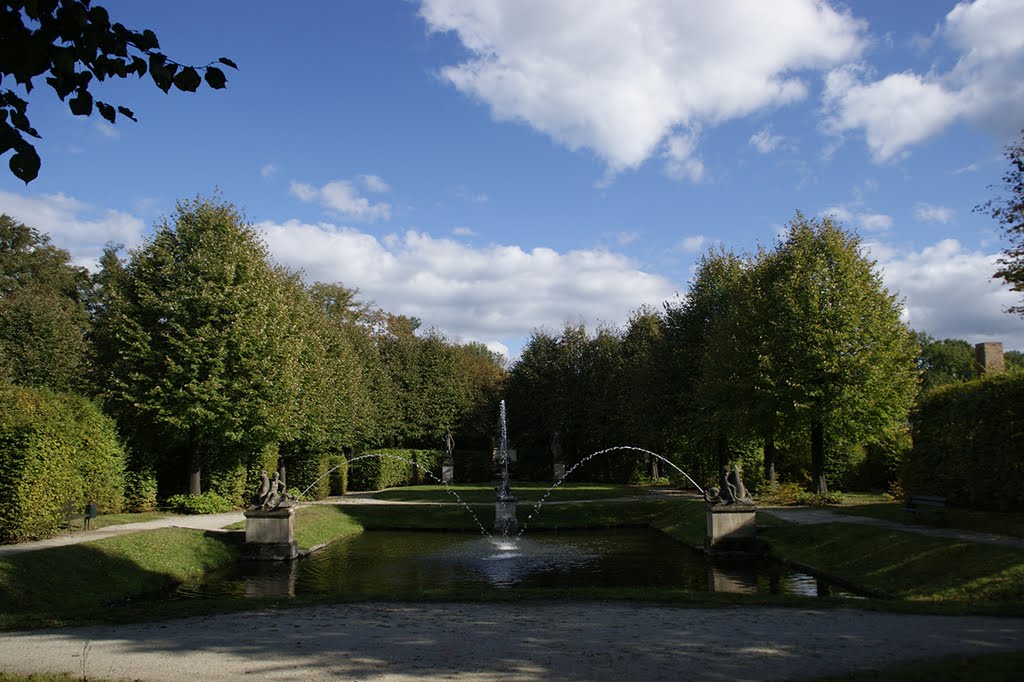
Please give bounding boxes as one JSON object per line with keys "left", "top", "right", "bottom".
{"left": 4, "top": 200, "right": 1017, "bottom": 502}
{"left": 507, "top": 213, "right": 923, "bottom": 494}
{"left": 1, "top": 197, "right": 506, "bottom": 501}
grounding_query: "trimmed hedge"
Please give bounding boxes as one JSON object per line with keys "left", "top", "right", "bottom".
{"left": 0, "top": 384, "right": 126, "bottom": 542}
{"left": 348, "top": 449, "right": 443, "bottom": 491}
{"left": 906, "top": 372, "right": 1024, "bottom": 511}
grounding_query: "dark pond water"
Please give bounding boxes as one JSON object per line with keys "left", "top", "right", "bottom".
{"left": 178, "top": 529, "right": 856, "bottom": 599}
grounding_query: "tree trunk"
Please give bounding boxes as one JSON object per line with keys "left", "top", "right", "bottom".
{"left": 650, "top": 455, "right": 660, "bottom": 480}
{"left": 810, "top": 419, "right": 828, "bottom": 495}
{"left": 188, "top": 428, "right": 203, "bottom": 496}
{"left": 764, "top": 433, "right": 777, "bottom": 488}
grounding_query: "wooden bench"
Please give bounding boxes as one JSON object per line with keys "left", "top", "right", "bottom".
{"left": 61, "top": 501, "right": 98, "bottom": 531}
{"left": 903, "top": 495, "right": 946, "bottom": 520}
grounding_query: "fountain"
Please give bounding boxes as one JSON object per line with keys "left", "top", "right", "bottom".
{"left": 493, "top": 400, "right": 518, "bottom": 535}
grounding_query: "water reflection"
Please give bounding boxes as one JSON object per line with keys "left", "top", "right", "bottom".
{"left": 179, "top": 529, "right": 857, "bottom": 599}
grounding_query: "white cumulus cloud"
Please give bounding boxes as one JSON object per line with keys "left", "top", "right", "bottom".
{"left": 0, "top": 190, "right": 145, "bottom": 268}
{"left": 915, "top": 203, "right": 955, "bottom": 223}
{"left": 750, "top": 127, "right": 785, "bottom": 153}
{"left": 257, "top": 219, "right": 679, "bottom": 353}
{"left": 420, "top": 0, "right": 864, "bottom": 174}
{"left": 823, "top": 0, "right": 1024, "bottom": 162}
{"left": 866, "top": 238, "right": 1024, "bottom": 348}
{"left": 289, "top": 179, "right": 391, "bottom": 222}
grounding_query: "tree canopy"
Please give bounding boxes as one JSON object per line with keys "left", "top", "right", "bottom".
{"left": 0, "top": 213, "right": 90, "bottom": 390}
{"left": 1, "top": 0, "right": 236, "bottom": 182}
{"left": 978, "top": 129, "right": 1024, "bottom": 315}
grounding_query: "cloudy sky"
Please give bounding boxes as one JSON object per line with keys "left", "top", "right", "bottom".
{"left": 2, "top": 0, "right": 1023, "bottom": 357}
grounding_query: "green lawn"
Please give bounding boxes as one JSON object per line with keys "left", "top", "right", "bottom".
{"left": 833, "top": 501, "right": 1024, "bottom": 539}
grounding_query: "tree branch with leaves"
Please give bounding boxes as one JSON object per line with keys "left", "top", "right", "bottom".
{"left": 1, "top": 0, "right": 237, "bottom": 182}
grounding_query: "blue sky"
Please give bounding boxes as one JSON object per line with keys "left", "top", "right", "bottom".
{"left": 2, "top": 0, "right": 1023, "bottom": 357}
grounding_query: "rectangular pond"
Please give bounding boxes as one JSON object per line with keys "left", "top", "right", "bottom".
{"left": 178, "top": 528, "right": 856, "bottom": 599}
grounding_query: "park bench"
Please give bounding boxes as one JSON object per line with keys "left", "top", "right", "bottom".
{"left": 903, "top": 494, "right": 946, "bottom": 521}
{"left": 61, "top": 501, "right": 98, "bottom": 531}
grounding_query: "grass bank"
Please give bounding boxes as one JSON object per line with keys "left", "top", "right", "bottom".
{"left": 758, "top": 516, "right": 1024, "bottom": 612}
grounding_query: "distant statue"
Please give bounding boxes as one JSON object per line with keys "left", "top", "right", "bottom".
{"left": 444, "top": 432, "right": 454, "bottom": 462}
{"left": 551, "top": 430, "right": 563, "bottom": 461}
{"left": 704, "top": 465, "right": 754, "bottom": 506}
{"left": 249, "top": 470, "right": 297, "bottom": 511}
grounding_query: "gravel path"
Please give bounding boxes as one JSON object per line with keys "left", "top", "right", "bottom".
{"left": 1, "top": 603, "right": 1022, "bottom": 681}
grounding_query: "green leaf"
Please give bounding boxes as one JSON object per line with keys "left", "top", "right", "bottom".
{"left": 10, "top": 147, "right": 41, "bottom": 184}
{"left": 218, "top": 57, "right": 239, "bottom": 70}
{"left": 68, "top": 91, "right": 93, "bottom": 116}
{"left": 173, "top": 67, "right": 201, "bottom": 93}
{"left": 97, "top": 101, "right": 116, "bottom": 124}
{"left": 203, "top": 66, "right": 227, "bottom": 89}
{"left": 117, "top": 105, "right": 137, "bottom": 122}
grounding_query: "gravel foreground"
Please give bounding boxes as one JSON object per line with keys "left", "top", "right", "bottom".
{"left": 1, "top": 603, "right": 1023, "bottom": 681}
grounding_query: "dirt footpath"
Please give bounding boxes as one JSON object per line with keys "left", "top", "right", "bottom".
{"left": 1, "top": 603, "right": 1022, "bottom": 681}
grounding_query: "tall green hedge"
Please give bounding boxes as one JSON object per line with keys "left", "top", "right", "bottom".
{"left": 0, "top": 384, "right": 126, "bottom": 542}
{"left": 348, "top": 449, "right": 443, "bottom": 491}
{"left": 906, "top": 373, "right": 1024, "bottom": 510}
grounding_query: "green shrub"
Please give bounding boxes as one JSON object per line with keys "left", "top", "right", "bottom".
{"left": 327, "top": 453, "right": 348, "bottom": 495}
{"left": 207, "top": 461, "right": 249, "bottom": 508}
{"left": 906, "top": 373, "right": 1024, "bottom": 510}
{"left": 757, "top": 481, "right": 844, "bottom": 506}
{"left": 282, "top": 449, "right": 330, "bottom": 500}
{"left": 164, "top": 491, "right": 234, "bottom": 514}
{"left": 0, "top": 384, "right": 127, "bottom": 542}
{"left": 348, "top": 449, "right": 443, "bottom": 490}
{"left": 123, "top": 468, "right": 158, "bottom": 512}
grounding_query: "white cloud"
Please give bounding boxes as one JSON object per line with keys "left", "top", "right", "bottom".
{"left": 865, "top": 238, "right": 1024, "bottom": 348}
{"left": 452, "top": 226, "right": 476, "bottom": 237}
{"left": 257, "top": 219, "right": 678, "bottom": 353}
{"left": 420, "top": 0, "right": 864, "bottom": 173}
{"left": 822, "top": 67, "right": 961, "bottom": 163}
{"left": 677, "top": 235, "right": 707, "bottom": 253}
{"left": 821, "top": 205, "right": 891, "bottom": 232}
{"left": 289, "top": 179, "right": 391, "bottom": 222}
{"left": 859, "top": 213, "right": 893, "bottom": 232}
{"left": 360, "top": 174, "right": 391, "bottom": 193}
{"left": 749, "top": 126, "right": 784, "bottom": 153}
{"left": 823, "top": 0, "right": 1024, "bottom": 162}
{"left": 616, "top": 231, "right": 640, "bottom": 246}
{"left": 93, "top": 120, "right": 120, "bottom": 140}
{"left": 915, "top": 203, "right": 955, "bottom": 223}
{"left": 663, "top": 132, "right": 706, "bottom": 183}
{"left": 0, "top": 191, "right": 145, "bottom": 268}
{"left": 260, "top": 164, "right": 278, "bottom": 179}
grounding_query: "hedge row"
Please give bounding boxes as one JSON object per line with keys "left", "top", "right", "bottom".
{"left": 906, "top": 373, "right": 1024, "bottom": 511}
{"left": 348, "top": 449, "right": 443, "bottom": 491}
{"left": 0, "top": 384, "right": 126, "bottom": 542}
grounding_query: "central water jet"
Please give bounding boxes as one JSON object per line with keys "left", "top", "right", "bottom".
{"left": 493, "top": 400, "right": 517, "bottom": 535}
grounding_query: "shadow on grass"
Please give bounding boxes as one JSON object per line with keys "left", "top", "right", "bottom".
{"left": 0, "top": 527, "right": 244, "bottom": 630}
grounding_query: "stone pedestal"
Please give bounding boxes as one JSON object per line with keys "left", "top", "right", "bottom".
{"left": 705, "top": 505, "right": 757, "bottom": 554}
{"left": 553, "top": 461, "right": 565, "bottom": 483}
{"left": 494, "top": 496, "right": 518, "bottom": 535}
{"left": 442, "top": 461, "right": 454, "bottom": 485}
{"left": 244, "top": 507, "right": 298, "bottom": 560}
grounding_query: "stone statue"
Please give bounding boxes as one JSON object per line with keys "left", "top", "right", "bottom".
{"left": 249, "top": 470, "right": 297, "bottom": 511}
{"left": 444, "top": 432, "right": 454, "bottom": 462}
{"left": 704, "top": 465, "right": 754, "bottom": 506}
